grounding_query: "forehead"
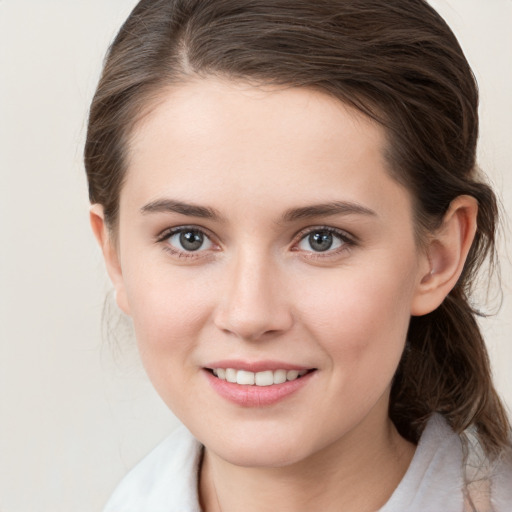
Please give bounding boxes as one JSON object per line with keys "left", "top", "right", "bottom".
{"left": 123, "top": 78, "right": 411, "bottom": 221}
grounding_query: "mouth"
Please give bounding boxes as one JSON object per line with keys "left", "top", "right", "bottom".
{"left": 207, "top": 367, "right": 315, "bottom": 386}
{"left": 203, "top": 360, "right": 318, "bottom": 406}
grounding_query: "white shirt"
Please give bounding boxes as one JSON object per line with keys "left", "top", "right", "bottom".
{"left": 103, "top": 414, "right": 512, "bottom": 512}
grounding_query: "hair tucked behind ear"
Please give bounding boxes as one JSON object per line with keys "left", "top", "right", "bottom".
{"left": 85, "top": 0, "right": 511, "bottom": 456}
{"left": 391, "top": 176, "right": 509, "bottom": 458}
{"left": 393, "top": 291, "right": 509, "bottom": 456}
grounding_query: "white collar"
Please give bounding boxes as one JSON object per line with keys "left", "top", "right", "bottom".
{"left": 105, "top": 414, "right": 503, "bottom": 512}
{"left": 103, "top": 424, "right": 203, "bottom": 512}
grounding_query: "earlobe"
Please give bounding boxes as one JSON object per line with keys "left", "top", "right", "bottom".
{"left": 89, "top": 204, "right": 131, "bottom": 315}
{"left": 411, "top": 195, "right": 478, "bottom": 316}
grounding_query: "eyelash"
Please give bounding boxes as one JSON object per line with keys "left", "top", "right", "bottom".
{"left": 292, "top": 226, "right": 356, "bottom": 259}
{"left": 155, "top": 225, "right": 356, "bottom": 259}
{"left": 156, "top": 226, "right": 217, "bottom": 260}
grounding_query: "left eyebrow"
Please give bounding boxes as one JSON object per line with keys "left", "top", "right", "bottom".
{"left": 140, "top": 199, "right": 225, "bottom": 221}
{"left": 281, "top": 201, "right": 377, "bottom": 223}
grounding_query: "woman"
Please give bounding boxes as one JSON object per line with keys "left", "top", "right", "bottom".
{"left": 85, "top": 0, "right": 512, "bottom": 510}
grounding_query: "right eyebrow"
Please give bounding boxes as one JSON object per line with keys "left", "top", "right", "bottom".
{"left": 281, "top": 201, "right": 377, "bottom": 223}
{"left": 140, "top": 199, "right": 225, "bottom": 221}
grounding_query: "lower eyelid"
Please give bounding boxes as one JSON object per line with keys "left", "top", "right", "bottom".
{"left": 161, "top": 245, "right": 210, "bottom": 259}
{"left": 159, "top": 240, "right": 219, "bottom": 262}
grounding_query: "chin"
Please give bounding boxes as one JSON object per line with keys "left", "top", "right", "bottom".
{"left": 217, "top": 443, "right": 306, "bottom": 469}
{"left": 200, "top": 425, "right": 320, "bottom": 469}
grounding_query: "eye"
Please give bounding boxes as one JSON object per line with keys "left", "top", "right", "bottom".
{"left": 162, "top": 227, "right": 213, "bottom": 253}
{"left": 297, "top": 228, "right": 351, "bottom": 253}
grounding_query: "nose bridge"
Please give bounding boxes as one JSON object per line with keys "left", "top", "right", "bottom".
{"left": 214, "top": 245, "right": 292, "bottom": 340}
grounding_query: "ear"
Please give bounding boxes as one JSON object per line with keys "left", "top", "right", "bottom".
{"left": 89, "top": 204, "right": 131, "bottom": 315}
{"left": 411, "top": 195, "right": 478, "bottom": 316}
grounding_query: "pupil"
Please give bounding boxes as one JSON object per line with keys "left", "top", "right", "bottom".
{"left": 309, "top": 231, "right": 333, "bottom": 252}
{"left": 180, "top": 231, "right": 203, "bottom": 251}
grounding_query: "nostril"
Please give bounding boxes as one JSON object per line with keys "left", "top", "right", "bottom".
{"left": 213, "top": 307, "right": 294, "bottom": 341}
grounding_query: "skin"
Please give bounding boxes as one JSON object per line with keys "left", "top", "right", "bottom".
{"left": 91, "top": 78, "right": 477, "bottom": 512}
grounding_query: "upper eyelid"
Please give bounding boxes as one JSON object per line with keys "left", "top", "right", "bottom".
{"left": 156, "top": 225, "right": 215, "bottom": 242}
{"left": 293, "top": 225, "right": 356, "bottom": 244}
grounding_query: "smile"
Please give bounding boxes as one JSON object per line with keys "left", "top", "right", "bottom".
{"left": 205, "top": 365, "right": 316, "bottom": 407}
{"left": 211, "top": 368, "right": 309, "bottom": 386}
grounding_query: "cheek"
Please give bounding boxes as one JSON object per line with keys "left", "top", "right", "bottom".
{"left": 122, "top": 262, "right": 213, "bottom": 362}
{"left": 122, "top": 268, "right": 214, "bottom": 414}
{"left": 295, "top": 259, "right": 417, "bottom": 372}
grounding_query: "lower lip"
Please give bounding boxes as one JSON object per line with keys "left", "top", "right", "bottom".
{"left": 204, "top": 370, "right": 315, "bottom": 407}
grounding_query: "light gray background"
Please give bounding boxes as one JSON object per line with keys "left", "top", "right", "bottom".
{"left": 1, "top": 1, "right": 511, "bottom": 511}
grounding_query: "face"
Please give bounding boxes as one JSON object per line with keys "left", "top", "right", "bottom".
{"left": 104, "top": 79, "right": 431, "bottom": 468}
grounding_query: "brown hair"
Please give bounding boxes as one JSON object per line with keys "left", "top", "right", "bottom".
{"left": 85, "top": 0, "right": 510, "bottom": 456}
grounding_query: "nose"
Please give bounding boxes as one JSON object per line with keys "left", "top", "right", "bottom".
{"left": 213, "top": 250, "right": 294, "bottom": 341}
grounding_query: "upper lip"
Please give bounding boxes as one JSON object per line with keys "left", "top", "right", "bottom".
{"left": 205, "top": 360, "right": 314, "bottom": 373}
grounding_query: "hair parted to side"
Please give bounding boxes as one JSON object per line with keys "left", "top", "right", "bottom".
{"left": 85, "top": 0, "right": 511, "bottom": 456}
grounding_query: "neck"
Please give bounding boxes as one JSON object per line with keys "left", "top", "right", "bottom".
{"left": 199, "top": 410, "right": 415, "bottom": 512}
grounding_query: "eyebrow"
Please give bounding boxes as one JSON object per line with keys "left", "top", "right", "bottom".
{"left": 140, "top": 199, "right": 224, "bottom": 221}
{"left": 140, "top": 198, "right": 377, "bottom": 222}
{"left": 281, "top": 201, "right": 377, "bottom": 222}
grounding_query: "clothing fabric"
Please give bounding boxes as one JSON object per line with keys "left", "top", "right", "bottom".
{"left": 103, "top": 414, "right": 512, "bottom": 512}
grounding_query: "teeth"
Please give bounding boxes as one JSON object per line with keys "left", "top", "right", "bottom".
{"left": 225, "top": 368, "right": 237, "bottom": 383}
{"left": 273, "top": 369, "right": 287, "bottom": 384}
{"left": 213, "top": 368, "right": 310, "bottom": 386}
{"left": 236, "top": 370, "right": 255, "bottom": 385}
{"left": 255, "top": 370, "right": 273, "bottom": 387}
{"left": 286, "top": 370, "right": 299, "bottom": 380}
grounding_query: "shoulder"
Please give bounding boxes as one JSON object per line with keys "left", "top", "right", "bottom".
{"left": 103, "top": 425, "right": 203, "bottom": 512}
{"left": 462, "top": 422, "right": 512, "bottom": 512}
{"left": 489, "top": 448, "right": 512, "bottom": 512}
{"left": 381, "top": 414, "right": 512, "bottom": 512}
{"left": 381, "top": 413, "right": 465, "bottom": 512}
